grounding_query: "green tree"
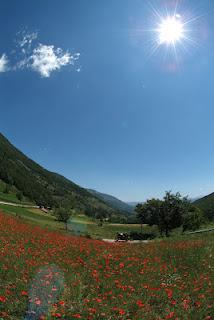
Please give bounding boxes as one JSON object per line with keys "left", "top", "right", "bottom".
{"left": 3, "top": 184, "right": 10, "bottom": 194}
{"left": 160, "top": 192, "right": 189, "bottom": 237}
{"left": 16, "top": 191, "right": 23, "bottom": 202}
{"left": 54, "top": 207, "right": 72, "bottom": 230}
{"left": 136, "top": 199, "right": 162, "bottom": 232}
{"left": 136, "top": 192, "right": 190, "bottom": 237}
{"left": 182, "top": 206, "right": 204, "bottom": 232}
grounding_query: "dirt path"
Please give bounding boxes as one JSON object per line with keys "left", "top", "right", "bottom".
{"left": 0, "top": 200, "right": 38, "bottom": 208}
{"left": 186, "top": 227, "right": 214, "bottom": 234}
{"left": 102, "top": 239, "right": 151, "bottom": 243}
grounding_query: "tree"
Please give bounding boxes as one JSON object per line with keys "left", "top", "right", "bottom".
{"left": 97, "top": 218, "right": 103, "bottom": 227}
{"left": 136, "top": 199, "right": 162, "bottom": 232}
{"left": 136, "top": 192, "right": 190, "bottom": 237}
{"left": 3, "top": 184, "right": 10, "bottom": 194}
{"left": 7, "top": 175, "right": 14, "bottom": 187}
{"left": 136, "top": 199, "right": 162, "bottom": 225}
{"left": 54, "top": 207, "right": 72, "bottom": 230}
{"left": 16, "top": 191, "right": 23, "bottom": 202}
{"left": 160, "top": 192, "right": 189, "bottom": 237}
{"left": 182, "top": 206, "right": 204, "bottom": 232}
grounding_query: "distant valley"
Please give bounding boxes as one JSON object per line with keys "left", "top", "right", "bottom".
{"left": 0, "top": 133, "right": 129, "bottom": 221}
{"left": 0, "top": 132, "right": 213, "bottom": 222}
{"left": 87, "top": 189, "right": 134, "bottom": 214}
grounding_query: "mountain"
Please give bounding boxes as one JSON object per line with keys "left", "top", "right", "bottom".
{"left": 189, "top": 196, "right": 201, "bottom": 203}
{"left": 0, "top": 133, "right": 124, "bottom": 219}
{"left": 126, "top": 202, "right": 141, "bottom": 207}
{"left": 87, "top": 189, "right": 134, "bottom": 214}
{"left": 194, "top": 193, "right": 214, "bottom": 220}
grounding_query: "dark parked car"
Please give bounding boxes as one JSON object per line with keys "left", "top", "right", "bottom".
{"left": 115, "top": 232, "right": 129, "bottom": 242}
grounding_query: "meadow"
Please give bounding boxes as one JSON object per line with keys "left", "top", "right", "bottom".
{"left": 0, "top": 210, "right": 213, "bottom": 320}
{"left": 0, "top": 203, "right": 154, "bottom": 239}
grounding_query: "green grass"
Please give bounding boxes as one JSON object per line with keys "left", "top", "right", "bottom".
{"left": 0, "top": 191, "right": 21, "bottom": 203}
{"left": 0, "top": 180, "right": 34, "bottom": 205}
{"left": 0, "top": 202, "right": 212, "bottom": 241}
{"left": 0, "top": 203, "right": 156, "bottom": 239}
{"left": 72, "top": 221, "right": 158, "bottom": 239}
{"left": 0, "top": 192, "right": 34, "bottom": 205}
{"left": 0, "top": 204, "right": 64, "bottom": 230}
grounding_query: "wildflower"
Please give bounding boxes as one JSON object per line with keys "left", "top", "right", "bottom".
{"left": 52, "top": 313, "right": 61, "bottom": 318}
{"left": 119, "top": 309, "right": 126, "bottom": 315}
{"left": 165, "top": 288, "right": 173, "bottom": 299}
{"left": 166, "top": 311, "right": 175, "bottom": 319}
{"left": 137, "top": 300, "right": 145, "bottom": 308}
{"left": 0, "top": 296, "right": 6, "bottom": 302}
{"left": 88, "top": 308, "right": 96, "bottom": 314}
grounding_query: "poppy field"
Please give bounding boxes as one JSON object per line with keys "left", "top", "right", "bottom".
{"left": 0, "top": 211, "right": 213, "bottom": 320}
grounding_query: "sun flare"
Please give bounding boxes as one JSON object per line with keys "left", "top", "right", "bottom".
{"left": 143, "top": 2, "right": 201, "bottom": 62}
{"left": 158, "top": 15, "right": 185, "bottom": 45}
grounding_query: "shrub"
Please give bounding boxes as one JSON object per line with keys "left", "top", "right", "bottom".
{"left": 129, "top": 232, "right": 156, "bottom": 240}
{"left": 182, "top": 206, "right": 204, "bottom": 232}
{"left": 16, "top": 191, "right": 23, "bottom": 202}
{"left": 3, "top": 184, "right": 10, "bottom": 194}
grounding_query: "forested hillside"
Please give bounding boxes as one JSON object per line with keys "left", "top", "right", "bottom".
{"left": 0, "top": 133, "right": 123, "bottom": 219}
{"left": 87, "top": 189, "right": 134, "bottom": 214}
{"left": 194, "top": 193, "right": 214, "bottom": 220}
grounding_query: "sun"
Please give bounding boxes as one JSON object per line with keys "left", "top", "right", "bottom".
{"left": 157, "top": 15, "right": 185, "bottom": 45}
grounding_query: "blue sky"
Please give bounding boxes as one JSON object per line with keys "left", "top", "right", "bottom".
{"left": 1, "top": 0, "right": 214, "bottom": 202}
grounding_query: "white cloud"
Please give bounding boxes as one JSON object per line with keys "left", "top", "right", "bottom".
{"left": 0, "top": 54, "right": 9, "bottom": 72}
{"left": 18, "top": 31, "right": 38, "bottom": 54}
{"left": 15, "top": 58, "right": 28, "bottom": 71}
{"left": 2, "top": 29, "right": 80, "bottom": 78}
{"left": 19, "top": 31, "right": 38, "bottom": 48}
{"left": 28, "top": 44, "right": 79, "bottom": 78}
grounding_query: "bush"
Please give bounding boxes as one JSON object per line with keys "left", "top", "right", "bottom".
{"left": 129, "top": 232, "right": 156, "bottom": 240}
{"left": 3, "top": 184, "right": 10, "bottom": 194}
{"left": 84, "top": 233, "right": 91, "bottom": 239}
{"left": 16, "top": 191, "right": 23, "bottom": 202}
{"left": 182, "top": 206, "right": 204, "bottom": 232}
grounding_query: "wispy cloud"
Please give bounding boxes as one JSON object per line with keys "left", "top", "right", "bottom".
{"left": 28, "top": 44, "right": 79, "bottom": 78}
{"left": 18, "top": 31, "right": 38, "bottom": 54}
{"left": 1, "top": 29, "right": 80, "bottom": 78}
{"left": 0, "top": 54, "right": 9, "bottom": 72}
{"left": 19, "top": 31, "right": 38, "bottom": 48}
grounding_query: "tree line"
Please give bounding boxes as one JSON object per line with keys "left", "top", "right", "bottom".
{"left": 135, "top": 191, "right": 204, "bottom": 236}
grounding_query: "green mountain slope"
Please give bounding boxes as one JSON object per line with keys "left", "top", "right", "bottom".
{"left": 194, "top": 193, "right": 214, "bottom": 220}
{"left": 87, "top": 189, "right": 134, "bottom": 214}
{"left": 0, "top": 133, "right": 123, "bottom": 218}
